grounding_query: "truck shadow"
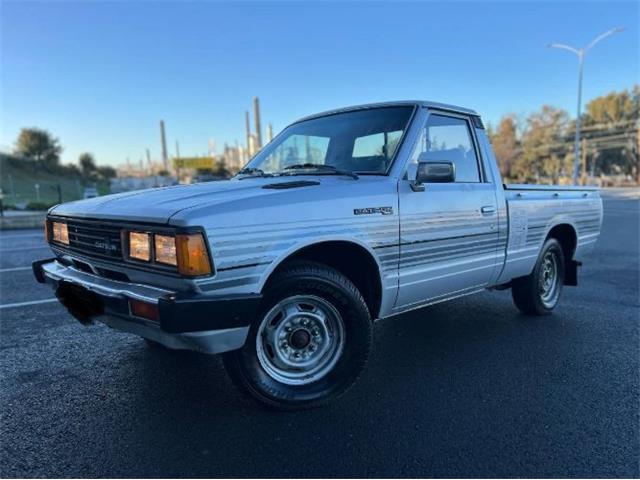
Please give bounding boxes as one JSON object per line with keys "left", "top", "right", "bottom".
{"left": 127, "top": 289, "right": 564, "bottom": 414}
{"left": 91, "top": 289, "right": 579, "bottom": 476}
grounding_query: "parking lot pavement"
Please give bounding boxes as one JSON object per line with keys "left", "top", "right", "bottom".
{"left": 0, "top": 192, "right": 638, "bottom": 478}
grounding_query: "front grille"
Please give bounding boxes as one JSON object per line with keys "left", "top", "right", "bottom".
{"left": 49, "top": 217, "right": 182, "bottom": 276}
{"left": 63, "top": 220, "right": 124, "bottom": 260}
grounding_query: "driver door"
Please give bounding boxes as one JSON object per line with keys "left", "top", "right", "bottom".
{"left": 394, "top": 111, "right": 500, "bottom": 310}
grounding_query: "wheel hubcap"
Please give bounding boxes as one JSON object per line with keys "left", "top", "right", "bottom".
{"left": 539, "top": 250, "right": 560, "bottom": 307}
{"left": 256, "top": 295, "right": 345, "bottom": 385}
{"left": 290, "top": 328, "right": 311, "bottom": 349}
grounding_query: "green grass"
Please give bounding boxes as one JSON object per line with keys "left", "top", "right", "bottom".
{"left": 0, "top": 155, "right": 84, "bottom": 207}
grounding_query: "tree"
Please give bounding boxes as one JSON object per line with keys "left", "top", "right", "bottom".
{"left": 97, "top": 165, "right": 117, "bottom": 180}
{"left": 78, "top": 152, "right": 97, "bottom": 177}
{"left": 515, "top": 106, "right": 570, "bottom": 183}
{"left": 583, "top": 86, "right": 638, "bottom": 127}
{"left": 14, "top": 128, "right": 62, "bottom": 168}
{"left": 79, "top": 153, "right": 117, "bottom": 181}
{"left": 490, "top": 114, "right": 520, "bottom": 181}
{"left": 581, "top": 85, "right": 639, "bottom": 179}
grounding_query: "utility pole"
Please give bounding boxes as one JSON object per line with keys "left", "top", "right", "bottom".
{"left": 548, "top": 27, "right": 624, "bottom": 185}
{"left": 581, "top": 137, "right": 587, "bottom": 186}
{"left": 175, "top": 141, "right": 180, "bottom": 159}
{"left": 636, "top": 120, "right": 640, "bottom": 185}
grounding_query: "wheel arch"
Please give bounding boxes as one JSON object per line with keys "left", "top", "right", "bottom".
{"left": 258, "top": 237, "right": 384, "bottom": 319}
{"left": 546, "top": 222, "right": 578, "bottom": 261}
{"left": 546, "top": 222, "right": 579, "bottom": 286}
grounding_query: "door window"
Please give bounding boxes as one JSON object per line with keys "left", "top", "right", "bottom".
{"left": 409, "top": 114, "right": 481, "bottom": 182}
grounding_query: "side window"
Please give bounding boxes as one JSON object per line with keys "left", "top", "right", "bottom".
{"left": 409, "top": 114, "right": 480, "bottom": 182}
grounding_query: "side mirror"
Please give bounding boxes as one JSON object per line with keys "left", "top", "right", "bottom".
{"left": 410, "top": 161, "right": 456, "bottom": 191}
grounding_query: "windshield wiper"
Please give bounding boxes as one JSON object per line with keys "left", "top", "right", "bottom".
{"left": 282, "top": 163, "right": 359, "bottom": 180}
{"left": 236, "top": 167, "right": 273, "bottom": 179}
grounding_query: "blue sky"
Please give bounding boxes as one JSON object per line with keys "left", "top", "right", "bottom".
{"left": 1, "top": 1, "right": 638, "bottom": 167}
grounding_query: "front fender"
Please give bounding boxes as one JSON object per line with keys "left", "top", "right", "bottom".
{"left": 255, "top": 235, "right": 385, "bottom": 292}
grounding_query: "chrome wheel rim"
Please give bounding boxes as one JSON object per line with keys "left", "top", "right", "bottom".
{"left": 539, "top": 250, "right": 560, "bottom": 308}
{"left": 256, "top": 295, "right": 345, "bottom": 386}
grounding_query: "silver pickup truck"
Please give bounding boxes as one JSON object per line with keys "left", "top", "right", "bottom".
{"left": 33, "top": 101, "right": 602, "bottom": 409}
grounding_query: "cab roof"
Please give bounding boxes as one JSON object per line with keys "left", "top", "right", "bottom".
{"left": 292, "top": 100, "right": 479, "bottom": 124}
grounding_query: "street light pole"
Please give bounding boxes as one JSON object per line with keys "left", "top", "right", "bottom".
{"left": 574, "top": 50, "right": 584, "bottom": 185}
{"left": 548, "top": 27, "right": 624, "bottom": 185}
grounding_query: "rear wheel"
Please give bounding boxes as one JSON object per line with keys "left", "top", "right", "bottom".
{"left": 512, "top": 237, "right": 565, "bottom": 315}
{"left": 223, "top": 261, "right": 372, "bottom": 410}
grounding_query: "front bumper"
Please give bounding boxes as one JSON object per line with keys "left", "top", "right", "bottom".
{"left": 33, "top": 258, "right": 261, "bottom": 354}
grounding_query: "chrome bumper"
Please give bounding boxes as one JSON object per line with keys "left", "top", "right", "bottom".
{"left": 39, "top": 259, "right": 172, "bottom": 303}
{"left": 34, "top": 259, "right": 252, "bottom": 355}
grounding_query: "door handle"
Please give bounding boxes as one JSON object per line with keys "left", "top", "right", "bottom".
{"left": 481, "top": 206, "right": 496, "bottom": 215}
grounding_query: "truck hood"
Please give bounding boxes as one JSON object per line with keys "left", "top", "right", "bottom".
{"left": 50, "top": 176, "right": 393, "bottom": 224}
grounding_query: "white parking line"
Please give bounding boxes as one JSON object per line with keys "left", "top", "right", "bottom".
{"left": 0, "top": 266, "right": 32, "bottom": 273}
{"left": 0, "top": 298, "right": 58, "bottom": 310}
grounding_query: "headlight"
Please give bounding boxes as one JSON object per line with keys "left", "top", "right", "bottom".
{"left": 154, "top": 234, "right": 177, "bottom": 266}
{"left": 128, "top": 232, "right": 150, "bottom": 261}
{"left": 52, "top": 222, "right": 69, "bottom": 245}
{"left": 125, "top": 230, "right": 212, "bottom": 276}
{"left": 176, "top": 233, "right": 212, "bottom": 276}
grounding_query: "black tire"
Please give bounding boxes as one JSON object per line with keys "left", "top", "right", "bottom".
{"left": 512, "top": 237, "right": 565, "bottom": 315}
{"left": 223, "top": 260, "right": 372, "bottom": 410}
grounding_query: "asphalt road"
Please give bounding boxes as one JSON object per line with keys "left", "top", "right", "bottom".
{"left": 0, "top": 190, "right": 638, "bottom": 478}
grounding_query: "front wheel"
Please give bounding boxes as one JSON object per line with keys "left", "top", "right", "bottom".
{"left": 223, "top": 261, "right": 372, "bottom": 410}
{"left": 511, "top": 237, "right": 565, "bottom": 315}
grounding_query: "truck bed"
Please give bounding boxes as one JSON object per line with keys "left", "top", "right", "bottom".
{"left": 495, "top": 183, "right": 603, "bottom": 285}
{"left": 504, "top": 183, "right": 600, "bottom": 192}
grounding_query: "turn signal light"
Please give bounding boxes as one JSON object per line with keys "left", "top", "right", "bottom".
{"left": 130, "top": 299, "right": 159, "bottom": 321}
{"left": 176, "top": 233, "right": 212, "bottom": 276}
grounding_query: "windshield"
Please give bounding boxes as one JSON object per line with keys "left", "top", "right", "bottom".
{"left": 241, "top": 106, "right": 414, "bottom": 176}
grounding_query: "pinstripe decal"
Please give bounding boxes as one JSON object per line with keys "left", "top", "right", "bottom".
{"left": 193, "top": 189, "right": 601, "bottom": 319}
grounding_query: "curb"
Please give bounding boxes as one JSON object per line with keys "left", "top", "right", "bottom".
{"left": 0, "top": 212, "right": 46, "bottom": 230}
